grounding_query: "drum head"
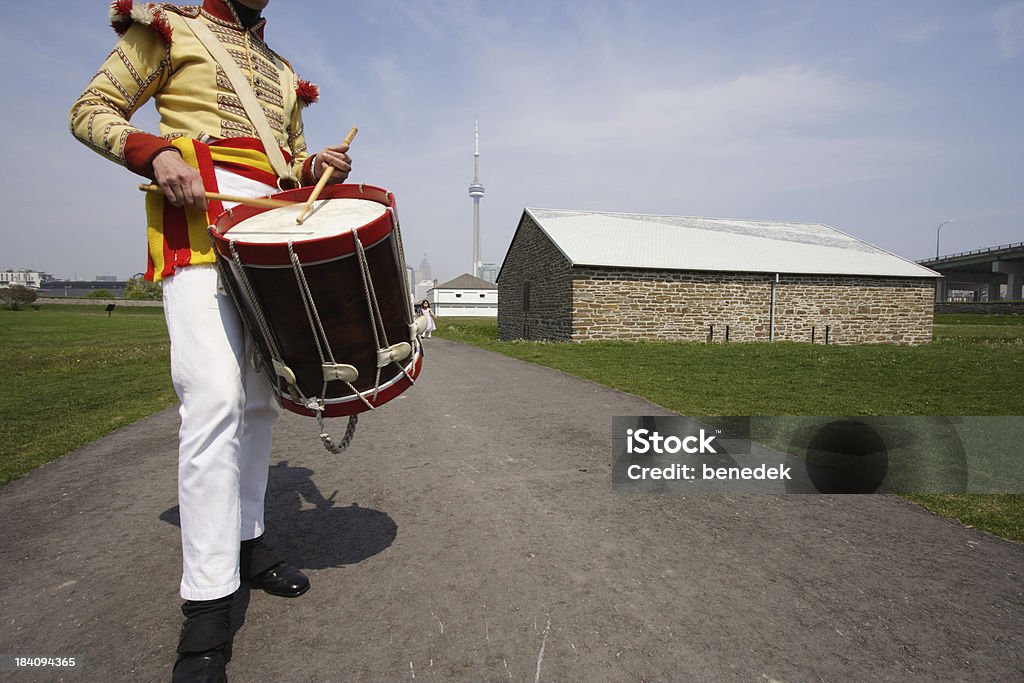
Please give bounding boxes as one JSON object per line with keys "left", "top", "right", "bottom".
{"left": 211, "top": 184, "right": 397, "bottom": 265}
{"left": 226, "top": 198, "right": 387, "bottom": 243}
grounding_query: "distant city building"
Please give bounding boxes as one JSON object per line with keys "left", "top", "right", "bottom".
{"left": 478, "top": 262, "right": 499, "bottom": 284}
{"left": 414, "top": 279, "right": 436, "bottom": 304}
{"left": 429, "top": 274, "right": 497, "bottom": 317}
{"left": 416, "top": 254, "right": 433, "bottom": 284}
{"left": 1, "top": 269, "right": 53, "bottom": 289}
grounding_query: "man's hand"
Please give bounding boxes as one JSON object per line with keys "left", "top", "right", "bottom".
{"left": 312, "top": 142, "right": 352, "bottom": 184}
{"left": 152, "top": 149, "right": 207, "bottom": 210}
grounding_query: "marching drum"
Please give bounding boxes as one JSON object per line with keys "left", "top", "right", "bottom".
{"left": 210, "top": 183, "right": 423, "bottom": 449}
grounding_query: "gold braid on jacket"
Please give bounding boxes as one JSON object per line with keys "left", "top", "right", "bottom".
{"left": 69, "top": 1, "right": 323, "bottom": 281}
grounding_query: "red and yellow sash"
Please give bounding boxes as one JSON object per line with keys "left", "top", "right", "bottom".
{"left": 144, "top": 138, "right": 290, "bottom": 281}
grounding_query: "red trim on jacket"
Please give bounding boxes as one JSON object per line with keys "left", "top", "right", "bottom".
{"left": 125, "top": 132, "right": 176, "bottom": 178}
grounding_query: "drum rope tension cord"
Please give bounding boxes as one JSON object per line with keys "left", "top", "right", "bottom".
{"left": 218, "top": 238, "right": 362, "bottom": 454}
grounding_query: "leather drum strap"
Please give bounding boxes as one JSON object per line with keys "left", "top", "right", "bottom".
{"left": 184, "top": 16, "right": 298, "bottom": 186}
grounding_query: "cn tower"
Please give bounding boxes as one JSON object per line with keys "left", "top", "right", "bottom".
{"left": 468, "top": 119, "right": 485, "bottom": 278}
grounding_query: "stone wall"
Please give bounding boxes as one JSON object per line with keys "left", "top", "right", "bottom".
{"left": 571, "top": 270, "right": 769, "bottom": 342}
{"left": 771, "top": 275, "right": 934, "bottom": 345}
{"left": 497, "top": 214, "right": 574, "bottom": 341}
{"left": 571, "top": 268, "right": 935, "bottom": 345}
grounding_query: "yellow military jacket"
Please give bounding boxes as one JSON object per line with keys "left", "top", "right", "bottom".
{"left": 69, "top": 0, "right": 321, "bottom": 280}
{"left": 70, "top": 0, "right": 316, "bottom": 183}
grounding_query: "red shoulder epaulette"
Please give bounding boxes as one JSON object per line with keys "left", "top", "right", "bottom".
{"left": 109, "top": 1, "right": 174, "bottom": 46}
{"left": 296, "top": 79, "right": 320, "bottom": 107}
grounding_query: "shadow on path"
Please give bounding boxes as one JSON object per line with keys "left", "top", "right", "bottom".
{"left": 159, "top": 459, "right": 398, "bottom": 571}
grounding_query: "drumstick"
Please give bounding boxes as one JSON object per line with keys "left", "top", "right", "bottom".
{"left": 296, "top": 126, "right": 358, "bottom": 225}
{"left": 138, "top": 184, "right": 296, "bottom": 209}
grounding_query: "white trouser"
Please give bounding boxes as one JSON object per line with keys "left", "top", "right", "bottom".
{"left": 162, "top": 170, "right": 279, "bottom": 601}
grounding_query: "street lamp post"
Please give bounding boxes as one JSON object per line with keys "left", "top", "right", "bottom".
{"left": 935, "top": 219, "right": 955, "bottom": 259}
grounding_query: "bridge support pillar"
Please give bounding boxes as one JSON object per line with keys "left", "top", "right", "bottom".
{"left": 993, "top": 261, "right": 1024, "bottom": 301}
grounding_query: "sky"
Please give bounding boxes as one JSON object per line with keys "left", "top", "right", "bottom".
{"left": 1, "top": 0, "right": 1022, "bottom": 284}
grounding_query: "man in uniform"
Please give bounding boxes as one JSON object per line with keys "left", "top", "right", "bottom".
{"left": 70, "top": 1, "right": 351, "bottom": 679}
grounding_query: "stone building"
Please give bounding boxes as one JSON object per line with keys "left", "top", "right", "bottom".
{"left": 497, "top": 209, "right": 939, "bottom": 345}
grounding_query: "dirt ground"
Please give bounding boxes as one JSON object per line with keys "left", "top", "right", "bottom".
{"left": 1, "top": 338, "right": 1021, "bottom": 681}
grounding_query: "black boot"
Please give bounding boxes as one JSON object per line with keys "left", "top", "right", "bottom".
{"left": 172, "top": 594, "right": 232, "bottom": 683}
{"left": 240, "top": 535, "right": 310, "bottom": 598}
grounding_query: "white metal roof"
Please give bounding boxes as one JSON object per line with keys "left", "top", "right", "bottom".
{"left": 524, "top": 208, "right": 939, "bottom": 278}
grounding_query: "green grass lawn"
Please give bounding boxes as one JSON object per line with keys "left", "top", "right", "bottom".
{"left": 0, "top": 305, "right": 176, "bottom": 485}
{"left": 436, "top": 314, "right": 1022, "bottom": 416}
{"left": 436, "top": 313, "right": 1024, "bottom": 542}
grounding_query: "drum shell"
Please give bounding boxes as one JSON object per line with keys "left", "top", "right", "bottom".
{"left": 211, "top": 184, "right": 420, "bottom": 416}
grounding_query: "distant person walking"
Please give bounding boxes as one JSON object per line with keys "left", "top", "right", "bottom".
{"left": 421, "top": 300, "right": 436, "bottom": 338}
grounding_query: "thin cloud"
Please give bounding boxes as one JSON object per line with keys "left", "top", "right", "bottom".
{"left": 992, "top": 2, "right": 1024, "bottom": 58}
{"left": 892, "top": 20, "right": 939, "bottom": 47}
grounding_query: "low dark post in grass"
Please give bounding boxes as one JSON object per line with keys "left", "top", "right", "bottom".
{"left": 725, "top": 325, "right": 730, "bottom": 342}
{"left": 811, "top": 326, "right": 816, "bottom": 343}
{"left": 708, "top": 324, "right": 714, "bottom": 343}
{"left": 825, "top": 325, "right": 831, "bottom": 344}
